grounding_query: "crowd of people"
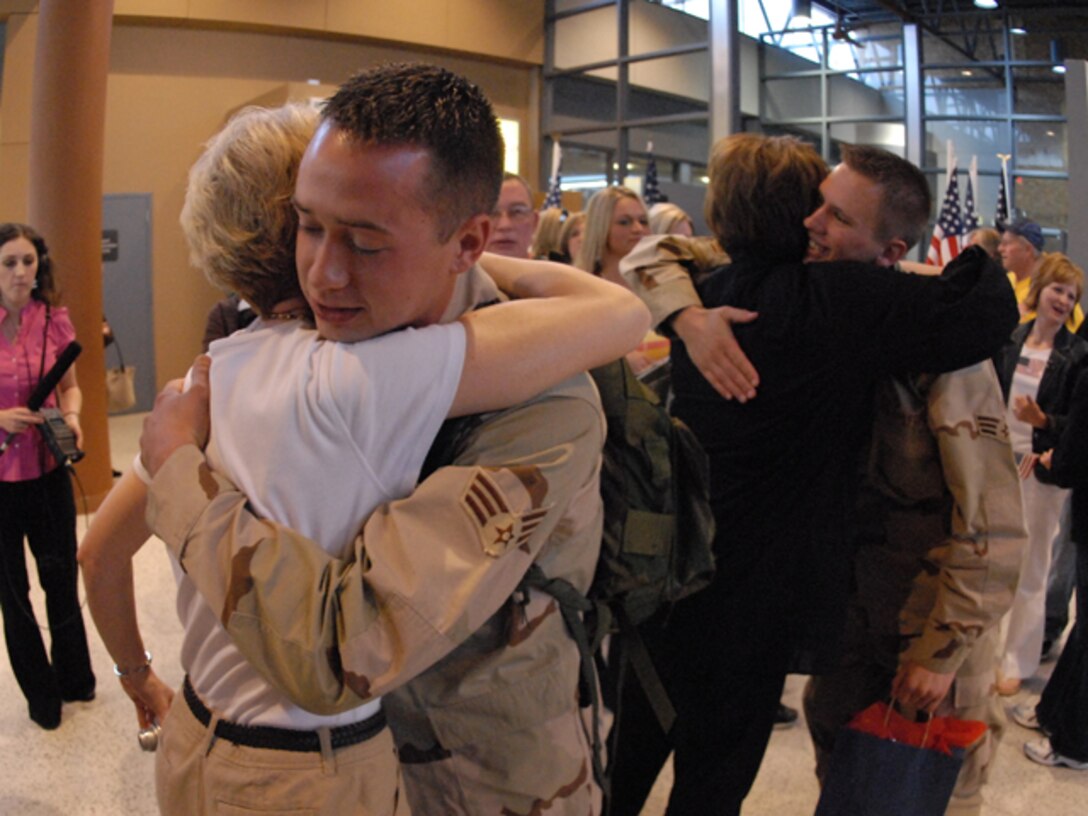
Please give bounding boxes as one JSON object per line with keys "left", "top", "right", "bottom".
{"left": 2, "top": 60, "right": 1084, "bottom": 816}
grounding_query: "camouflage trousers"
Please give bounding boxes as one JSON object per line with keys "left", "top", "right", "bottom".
{"left": 398, "top": 704, "right": 601, "bottom": 816}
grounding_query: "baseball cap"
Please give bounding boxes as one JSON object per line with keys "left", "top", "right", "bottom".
{"left": 1004, "top": 218, "right": 1045, "bottom": 251}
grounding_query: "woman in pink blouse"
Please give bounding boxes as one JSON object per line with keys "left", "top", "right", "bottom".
{"left": 0, "top": 223, "right": 95, "bottom": 729}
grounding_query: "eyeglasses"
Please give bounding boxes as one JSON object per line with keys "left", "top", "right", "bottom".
{"left": 491, "top": 205, "right": 534, "bottom": 223}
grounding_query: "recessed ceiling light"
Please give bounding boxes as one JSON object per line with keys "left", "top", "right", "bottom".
{"left": 974, "top": 0, "right": 999, "bottom": 9}
{"left": 962, "top": 70, "right": 974, "bottom": 77}
{"left": 1010, "top": 26, "right": 1028, "bottom": 35}
{"left": 1046, "top": 130, "right": 1056, "bottom": 137}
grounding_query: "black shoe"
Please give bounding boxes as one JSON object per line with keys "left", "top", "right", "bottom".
{"left": 29, "top": 700, "right": 62, "bottom": 730}
{"left": 1041, "top": 638, "right": 1058, "bottom": 663}
{"left": 773, "top": 702, "right": 799, "bottom": 730}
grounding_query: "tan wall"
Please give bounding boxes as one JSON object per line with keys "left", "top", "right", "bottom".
{"left": 1, "top": 5, "right": 541, "bottom": 386}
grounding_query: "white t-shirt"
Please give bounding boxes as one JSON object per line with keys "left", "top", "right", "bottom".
{"left": 1008, "top": 344, "right": 1051, "bottom": 457}
{"left": 165, "top": 318, "right": 466, "bottom": 728}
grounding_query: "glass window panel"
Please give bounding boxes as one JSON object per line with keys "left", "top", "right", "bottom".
{"left": 830, "top": 73, "right": 904, "bottom": 118}
{"left": 924, "top": 120, "right": 1011, "bottom": 174}
{"left": 920, "top": 20, "right": 1006, "bottom": 63}
{"left": 554, "top": 5, "right": 617, "bottom": 69}
{"left": 1007, "top": 29, "right": 1060, "bottom": 64}
{"left": 629, "top": 51, "right": 710, "bottom": 104}
{"left": 628, "top": 119, "right": 710, "bottom": 170}
{"left": 921, "top": 30, "right": 989, "bottom": 64}
{"left": 1015, "top": 122, "right": 1067, "bottom": 172}
{"left": 762, "top": 76, "right": 823, "bottom": 121}
{"left": 775, "top": 29, "right": 825, "bottom": 68}
{"left": 630, "top": 0, "right": 708, "bottom": 56}
{"left": 923, "top": 68, "right": 1008, "bottom": 116}
{"left": 555, "top": 0, "right": 612, "bottom": 14}
{"left": 830, "top": 122, "right": 906, "bottom": 161}
{"left": 1014, "top": 177, "right": 1068, "bottom": 237}
{"left": 558, "top": 143, "right": 618, "bottom": 203}
{"left": 1012, "top": 67, "right": 1066, "bottom": 116}
{"left": 550, "top": 73, "right": 618, "bottom": 131}
{"left": 965, "top": 173, "right": 1009, "bottom": 231}
{"left": 832, "top": 32, "right": 903, "bottom": 84}
{"left": 658, "top": 0, "right": 710, "bottom": 21}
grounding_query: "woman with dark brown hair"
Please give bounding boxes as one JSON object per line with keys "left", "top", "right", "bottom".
{"left": 0, "top": 223, "right": 95, "bottom": 730}
{"left": 606, "top": 134, "right": 1018, "bottom": 816}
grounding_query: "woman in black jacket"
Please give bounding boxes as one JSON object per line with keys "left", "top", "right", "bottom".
{"left": 1017, "top": 361, "right": 1088, "bottom": 769}
{"left": 994, "top": 252, "right": 1088, "bottom": 695}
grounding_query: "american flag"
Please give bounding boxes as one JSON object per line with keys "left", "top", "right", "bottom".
{"left": 542, "top": 140, "right": 563, "bottom": 210}
{"left": 995, "top": 154, "right": 1011, "bottom": 230}
{"left": 643, "top": 141, "right": 667, "bottom": 205}
{"left": 963, "top": 156, "right": 980, "bottom": 232}
{"left": 927, "top": 155, "right": 965, "bottom": 267}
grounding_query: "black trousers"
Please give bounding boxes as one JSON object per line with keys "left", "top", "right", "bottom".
{"left": 1037, "top": 533, "right": 1088, "bottom": 761}
{"left": 605, "top": 604, "right": 786, "bottom": 816}
{"left": 0, "top": 467, "right": 95, "bottom": 712}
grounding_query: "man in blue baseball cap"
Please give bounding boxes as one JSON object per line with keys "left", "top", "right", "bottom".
{"left": 1001, "top": 218, "right": 1082, "bottom": 330}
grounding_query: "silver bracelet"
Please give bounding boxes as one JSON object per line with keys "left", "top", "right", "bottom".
{"left": 114, "top": 650, "right": 153, "bottom": 678}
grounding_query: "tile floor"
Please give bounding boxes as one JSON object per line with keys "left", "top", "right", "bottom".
{"left": 1, "top": 412, "right": 1085, "bottom": 814}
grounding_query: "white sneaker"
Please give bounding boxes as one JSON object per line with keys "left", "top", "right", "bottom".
{"left": 1011, "top": 702, "right": 1040, "bottom": 730}
{"left": 1024, "top": 738, "right": 1088, "bottom": 770}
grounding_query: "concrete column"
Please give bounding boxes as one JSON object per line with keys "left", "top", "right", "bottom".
{"left": 1066, "top": 60, "right": 1088, "bottom": 273}
{"left": 28, "top": 0, "right": 115, "bottom": 507}
{"left": 709, "top": 0, "right": 740, "bottom": 144}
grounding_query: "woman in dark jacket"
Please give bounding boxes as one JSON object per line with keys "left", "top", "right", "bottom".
{"left": 1019, "top": 361, "right": 1088, "bottom": 769}
{"left": 993, "top": 252, "right": 1088, "bottom": 695}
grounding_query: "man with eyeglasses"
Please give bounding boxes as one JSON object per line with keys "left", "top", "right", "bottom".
{"left": 486, "top": 172, "right": 539, "bottom": 259}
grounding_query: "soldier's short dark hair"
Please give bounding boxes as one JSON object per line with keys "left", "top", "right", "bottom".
{"left": 322, "top": 63, "right": 504, "bottom": 241}
{"left": 840, "top": 144, "right": 931, "bottom": 250}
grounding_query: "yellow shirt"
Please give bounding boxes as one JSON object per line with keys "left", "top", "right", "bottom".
{"left": 1008, "top": 271, "right": 1084, "bottom": 332}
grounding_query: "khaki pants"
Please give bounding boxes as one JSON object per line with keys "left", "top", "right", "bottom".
{"left": 155, "top": 688, "right": 409, "bottom": 816}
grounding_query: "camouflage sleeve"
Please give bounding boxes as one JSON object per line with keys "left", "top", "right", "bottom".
{"left": 145, "top": 387, "right": 604, "bottom": 715}
{"left": 618, "top": 234, "right": 727, "bottom": 328}
{"left": 901, "top": 362, "right": 1027, "bottom": 674}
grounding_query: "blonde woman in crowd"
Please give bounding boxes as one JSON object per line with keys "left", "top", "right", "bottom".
{"left": 531, "top": 206, "right": 565, "bottom": 259}
{"left": 994, "top": 252, "right": 1088, "bottom": 696}
{"left": 649, "top": 202, "right": 694, "bottom": 237}
{"left": 574, "top": 186, "right": 650, "bottom": 285}
{"left": 558, "top": 210, "right": 586, "bottom": 265}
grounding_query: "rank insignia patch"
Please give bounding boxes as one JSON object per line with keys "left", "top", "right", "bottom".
{"left": 461, "top": 469, "right": 550, "bottom": 557}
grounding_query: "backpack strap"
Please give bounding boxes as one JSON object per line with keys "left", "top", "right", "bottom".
{"left": 613, "top": 606, "right": 677, "bottom": 735}
{"left": 518, "top": 563, "right": 609, "bottom": 801}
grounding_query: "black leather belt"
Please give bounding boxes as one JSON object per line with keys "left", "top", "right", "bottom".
{"left": 183, "top": 675, "right": 385, "bottom": 752}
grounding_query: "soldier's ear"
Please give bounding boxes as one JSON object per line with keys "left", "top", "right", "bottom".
{"left": 875, "top": 238, "right": 909, "bottom": 268}
{"left": 450, "top": 213, "right": 490, "bottom": 276}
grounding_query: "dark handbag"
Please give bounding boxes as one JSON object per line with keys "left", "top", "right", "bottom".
{"left": 814, "top": 702, "right": 986, "bottom": 816}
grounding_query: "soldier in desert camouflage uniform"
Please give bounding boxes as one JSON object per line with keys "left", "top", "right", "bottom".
{"left": 138, "top": 64, "right": 608, "bottom": 816}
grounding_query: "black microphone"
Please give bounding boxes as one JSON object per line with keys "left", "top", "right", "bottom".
{"left": 27, "top": 341, "right": 82, "bottom": 410}
{"left": 0, "top": 341, "right": 82, "bottom": 456}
